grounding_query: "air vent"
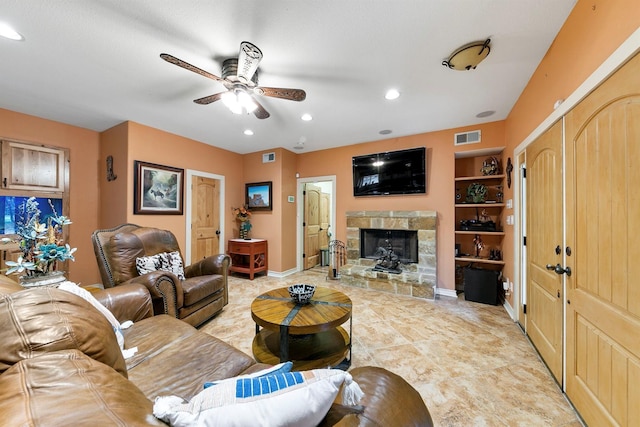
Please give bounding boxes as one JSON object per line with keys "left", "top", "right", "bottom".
{"left": 262, "top": 152, "right": 275, "bottom": 163}
{"left": 454, "top": 130, "right": 481, "bottom": 146}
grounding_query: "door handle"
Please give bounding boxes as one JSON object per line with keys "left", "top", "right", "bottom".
{"left": 215, "top": 229, "right": 221, "bottom": 236}
{"left": 546, "top": 263, "right": 571, "bottom": 276}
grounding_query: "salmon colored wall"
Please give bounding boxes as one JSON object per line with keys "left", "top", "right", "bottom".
{"left": 122, "top": 122, "right": 245, "bottom": 257}
{"left": 0, "top": 108, "right": 101, "bottom": 286}
{"left": 242, "top": 149, "right": 284, "bottom": 271}
{"left": 296, "top": 121, "right": 505, "bottom": 291}
{"left": 502, "top": 0, "right": 640, "bottom": 307}
{"left": 99, "top": 122, "right": 129, "bottom": 228}
{"left": 280, "top": 149, "right": 298, "bottom": 272}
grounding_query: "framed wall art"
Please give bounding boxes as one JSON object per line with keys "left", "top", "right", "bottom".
{"left": 134, "top": 160, "right": 184, "bottom": 215}
{"left": 245, "top": 181, "right": 272, "bottom": 211}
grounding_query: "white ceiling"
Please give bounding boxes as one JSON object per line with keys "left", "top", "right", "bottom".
{"left": 0, "top": 0, "right": 576, "bottom": 154}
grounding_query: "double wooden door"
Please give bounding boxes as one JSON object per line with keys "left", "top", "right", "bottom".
{"left": 526, "top": 52, "right": 640, "bottom": 425}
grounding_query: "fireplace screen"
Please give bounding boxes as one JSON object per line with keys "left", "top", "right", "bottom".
{"left": 360, "top": 229, "right": 418, "bottom": 264}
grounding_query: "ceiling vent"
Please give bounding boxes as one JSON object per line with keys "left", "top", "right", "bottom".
{"left": 454, "top": 130, "right": 481, "bottom": 146}
{"left": 262, "top": 152, "right": 276, "bottom": 163}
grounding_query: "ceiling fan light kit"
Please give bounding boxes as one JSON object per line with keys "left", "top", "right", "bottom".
{"left": 160, "top": 41, "right": 306, "bottom": 119}
{"left": 442, "top": 38, "right": 491, "bottom": 71}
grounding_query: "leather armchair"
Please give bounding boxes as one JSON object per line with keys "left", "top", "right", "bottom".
{"left": 91, "top": 224, "right": 230, "bottom": 327}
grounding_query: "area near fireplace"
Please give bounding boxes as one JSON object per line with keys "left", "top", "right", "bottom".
{"left": 341, "top": 210, "right": 437, "bottom": 299}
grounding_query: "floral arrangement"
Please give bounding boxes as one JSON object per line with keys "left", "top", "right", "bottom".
{"left": 2, "top": 197, "right": 76, "bottom": 277}
{"left": 232, "top": 205, "right": 252, "bottom": 239}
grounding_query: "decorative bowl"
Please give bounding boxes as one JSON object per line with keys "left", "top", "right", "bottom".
{"left": 288, "top": 284, "right": 316, "bottom": 305}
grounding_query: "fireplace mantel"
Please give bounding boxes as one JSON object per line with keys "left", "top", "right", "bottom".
{"left": 341, "top": 210, "right": 436, "bottom": 299}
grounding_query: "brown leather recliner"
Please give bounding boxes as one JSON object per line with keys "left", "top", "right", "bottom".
{"left": 91, "top": 223, "right": 230, "bottom": 327}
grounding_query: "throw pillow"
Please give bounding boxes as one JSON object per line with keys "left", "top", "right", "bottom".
{"left": 57, "top": 281, "right": 138, "bottom": 359}
{"left": 203, "top": 361, "right": 293, "bottom": 389}
{"left": 153, "top": 369, "right": 364, "bottom": 427}
{"left": 136, "top": 251, "right": 186, "bottom": 280}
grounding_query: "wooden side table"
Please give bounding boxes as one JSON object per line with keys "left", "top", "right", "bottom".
{"left": 227, "top": 238, "right": 268, "bottom": 280}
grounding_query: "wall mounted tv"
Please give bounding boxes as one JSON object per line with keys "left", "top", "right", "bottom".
{"left": 352, "top": 147, "right": 426, "bottom": 197}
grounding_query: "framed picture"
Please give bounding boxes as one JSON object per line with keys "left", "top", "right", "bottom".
{"left": 134, "top": 161, "right": 184, "bottom": 215}
{"left": 245, "top": 181, "right": 272, "bottom": 211}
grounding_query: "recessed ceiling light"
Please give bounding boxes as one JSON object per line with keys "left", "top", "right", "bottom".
{"left": 379, "top": 129, "right": 392, "bottom": 135}
{"left": 243, "top": 129, "right": 254, "bottom": 136}
{"left": 0, "top": 23, "right": 24, "bottom": 41}
{"left": 301, "top": 113, "right": 312, "bottom": 121}
{"left": 476, "top": 110, "right": 495, "bottom": 118}
{"left": 385, "top": 89, "right": 400, "bottom": 100}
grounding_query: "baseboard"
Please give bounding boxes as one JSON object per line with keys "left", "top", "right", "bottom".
{"left": 266, "top": 268, "right": 298, "bottom": 278}
{"left": 436, "top": 287, "right": 458, "bottom": 298}
{"left": 502, "top": 299, "right": 516, "bottom": 321}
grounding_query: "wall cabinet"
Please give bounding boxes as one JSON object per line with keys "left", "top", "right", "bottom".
{"left": 0, "top": 140, "right": 70, "bottom": 272}
{"left": 454, "top": 150, "right": 504, "bottom": 293}
{"left": 1, "top": 140, "right": 67, "bottom": 192}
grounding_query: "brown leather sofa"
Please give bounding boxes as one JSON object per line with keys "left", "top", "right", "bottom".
{"left": 92, "top": 223, "right": 230, "bottom": 327}
{"left": 0, "top": 278, "right": 433, "bottom": 426}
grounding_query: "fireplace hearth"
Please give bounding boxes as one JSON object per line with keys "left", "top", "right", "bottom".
{"left": 342, "top": 210, "right": 436, "bottom": 299}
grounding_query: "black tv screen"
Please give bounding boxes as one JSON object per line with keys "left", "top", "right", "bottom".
{"left": 352, "top": 147, "right": 426, "bottom": 196}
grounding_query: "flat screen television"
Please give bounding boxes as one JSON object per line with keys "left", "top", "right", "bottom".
{"left": 352, "top": 147, "right": 426, "bottom": 196}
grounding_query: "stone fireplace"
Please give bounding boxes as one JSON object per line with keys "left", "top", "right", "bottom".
{"left": 341, "top": 210, "right": 436, "bottom": 299}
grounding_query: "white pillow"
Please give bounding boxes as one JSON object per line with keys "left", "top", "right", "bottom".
{"left": 153, "top": 369, "right": 363, "bottom": 427}
{"left": 136, "top": 251, "right": 185, "bottom": 280}
{"left": 57, "top": 281, "right": 137, "bottom": 359}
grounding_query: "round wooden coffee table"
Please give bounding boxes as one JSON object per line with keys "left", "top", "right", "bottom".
{"left": 251, "top": 286, "right": 352, "bottom": 371}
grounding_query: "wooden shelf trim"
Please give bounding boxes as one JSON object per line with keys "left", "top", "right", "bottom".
{"left": 455, "top": 256, "right": 505, "bottom": 265}
{"left": 454, "top": 174, "right": 506, "bottom": 182}
{"left": 455, "top": 231, "right": 505, "bottom": 236}
{"left": 455, "top": 203, "right": 505, "bottom": 208}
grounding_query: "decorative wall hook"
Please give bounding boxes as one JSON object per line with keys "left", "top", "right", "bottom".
{"left": 106, "top": 155, "right": 117, "bottom": 181}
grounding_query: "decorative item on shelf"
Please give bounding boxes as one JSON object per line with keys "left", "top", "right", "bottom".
{"left": 232, "top": 205, "right": 252, "bottom": 239}
{"left": 1, "top": 197, "right": 76, "bottom": 287}
{"left": 455, "top": 187, "right": 462, "bottom": 202}
{"left": 460, "top": 219, "right": 497, "bottom": 232}
{"left": 473, "top": 234, "right": 485, "bottom": 258}
{"left": 288, "top": 283, "right": 316, "bottom": 305}
{"left": 466, "top": 183, "right": 488, "bottom": 203}
{"left": 496, "top": 185, "right": 504, "bottom": 203}
{"left": 489, "top": 249, "right": 502, "bottom": 261}
{"left": 480, "top": 156, "right": 501, "bottom": 176}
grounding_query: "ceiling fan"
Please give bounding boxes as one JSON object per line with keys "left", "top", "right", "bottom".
{"left": 160, "top": 41, "right": 306, "bottom": 119}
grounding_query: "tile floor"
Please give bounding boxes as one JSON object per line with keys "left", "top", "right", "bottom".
{"left": 199, "top": 269, "right": 583, "bottom": 426}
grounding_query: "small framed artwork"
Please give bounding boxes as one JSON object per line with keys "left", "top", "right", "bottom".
{"left": 134, "top": 160, "right": 184, "bottom": 215}
{"left": 246, "top": 181, "right": 272, "bottom": 211}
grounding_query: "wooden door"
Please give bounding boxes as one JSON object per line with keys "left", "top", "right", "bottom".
{"left": 526, "top": 120, "right": 564, "bottom": 383}
{"left": 319, "top": 191, "right": 330, "bottom": 249}
{"left": 303, "top": 183, "right": 321, "bottom": 269}
{"left": 564, "top": 52, "right": 640, "bottom": 426}
{"left": 191, "top": 176, "right": 221, "bottom": 262}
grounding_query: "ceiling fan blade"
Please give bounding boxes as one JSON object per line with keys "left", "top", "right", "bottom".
{"left": 193, "top": 92, "right": 226, "bottom": 105}
{"left": 237, "top": 41, "right": 262, "bottom": 83}
{"left": 252, "top": 98, "right": 270, "bottom": 119}
{"left": 256, "top": 87, "right": 306, "bottom": 102}
{"left": 160, "top": 53, "right": 224, "bottom": 83}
